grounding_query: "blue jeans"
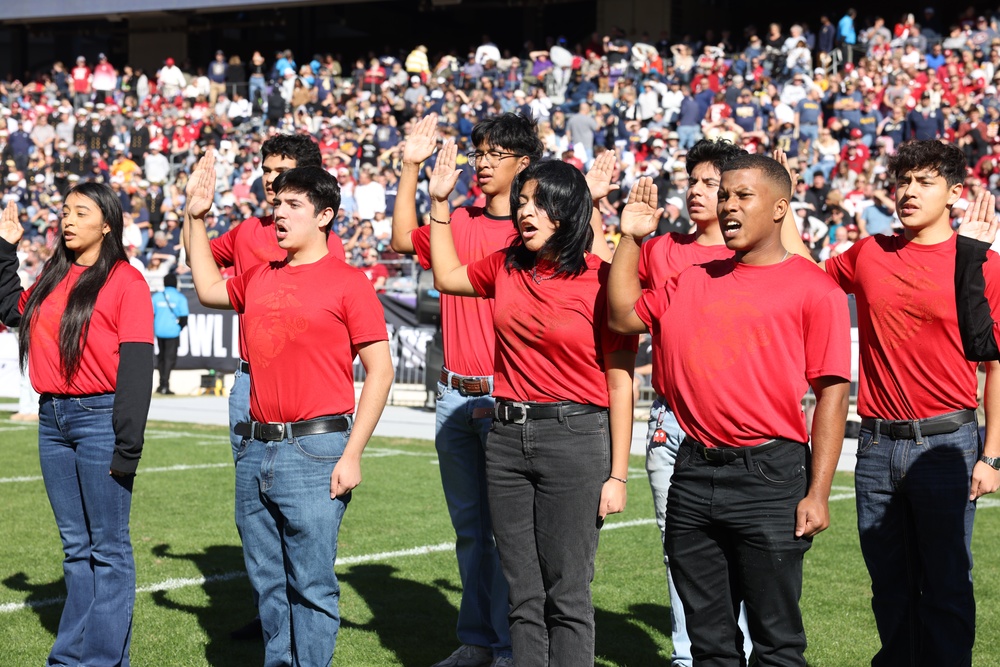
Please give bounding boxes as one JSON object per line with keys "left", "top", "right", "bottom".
{"left": 486, "top": 409, "right": 609, "bottom": 667}
{"left": 249, "top": 75, "right": 265, "bottom": 106}
{"left": 677, "top": 125, "right": 702, "bottom": 150}
{"left": 235, "top": 423, "right": 353, "bottom": 667}
{"left": 38, "top": 393, "right": 135, "bottom": 667}
{"left": 435, "top": 375, "right": 511, "bottom": 656}
{"left": 855, "top": 420, "right": 980, "bottom": 667}
{"left": 229, "top": 362, "right": 251, "bottom": 463}
{"left": 666, "top": 439, "right": 812, "bottom": 667}
{"left": 646, "top": 399, "right": 753, "bottom": 666}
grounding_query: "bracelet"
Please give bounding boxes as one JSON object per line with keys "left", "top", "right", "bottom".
{"left": 608, "top": 475, "right": 627, "bottom": 485}
{"left": 430, "top": 215, "right": 451, "bottom": 225}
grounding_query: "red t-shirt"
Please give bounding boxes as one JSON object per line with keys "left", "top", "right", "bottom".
{"left": 826, "top": 233, "right": 1000, "bottom": 420}
{"left": 210, "top": 215, "right": 347, "bottom": 357}
{"left": 226, "top": 254, "right": 388, "bottom": 423}
{"left": 638, "top": 233, "right": 735, "bottom": 394}
{"left": 71, "top": 66, "right": 91, "bottom": 93}
{"left": 635, "top": 256, "right": 850, "bottom": 448}
{"left": 411, "top": 207, "right": 516, "bottom": 377}
{"left": 638, "top": 232, "right": 734, "bottom": 291}
{"left": 466, "top": 252, "right": 637, "bottom": 405}
{"left": 20, "top": 262, "right": 153, "bottom": 395}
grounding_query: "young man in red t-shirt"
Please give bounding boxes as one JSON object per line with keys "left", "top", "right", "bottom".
{"left": 183, "top": 133, "right": 346, "bottom": 639}
{"left": 636, "top": 139, "right": 755, "bottom": 666}
{"left": 186, "top": 153, "right": 393, "bottom": 666}
{"left": 787, "top": 141, "right": 1000, "bottom": 666}
{"left": 609, "top": 156, "right": 851, "bottom": 665}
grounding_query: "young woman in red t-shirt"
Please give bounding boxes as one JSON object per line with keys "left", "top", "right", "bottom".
{"left": 428, "top": 140, "right": 636, "bottom": 666}
{"left": 0, "top": 184, "right": 154, "bottom": 667}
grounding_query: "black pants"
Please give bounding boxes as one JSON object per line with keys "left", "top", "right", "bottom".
{"left": 156, "top": 337, "right": 179, "bottom": 390}
{"left": 665, "top": 439, "right": 813, "bottom": 666}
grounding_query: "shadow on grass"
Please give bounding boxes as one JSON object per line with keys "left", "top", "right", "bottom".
{"left": 148, "top": 543, "right": 262, "bottom": 666}
{"left": 595, "top": 601, "right": 671, "bottom": 666}
{"left": 3, "top": 571, "right": 66, "bottom": 638}
{"left": 340, "top": 563, "right": 459, "bottom": 667}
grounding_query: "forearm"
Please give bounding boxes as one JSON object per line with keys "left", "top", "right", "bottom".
{"left": 344, "top": 341, "right": 394, "bottom": 461}
{"left": 607, "top": 235, "right": 648, "bottom": 333}
{"left": 390, "top": 162, "right": 420, "bottom": 253}
{"left": 187, "top": 212, "right": 232, "bottom": 308}
{"left": 0, "top": 238, "right": 23, "bottom": 326}
{"left": 589, "top": 206, "right": 612, "bottom": 261}
{"left": 983, "top": 362, "right": 1000, "bottom": 458}
{"left": 111, "top": 342, "right": 154, "bottom": 474}
{"left": 806, "top": 378, "right": 849, "bottom": 500}
{"left": 606, "top": 363, "right": 634, "bottom": 480}
{"left": 429, "top": 200, "right": 477, "bottom": 296}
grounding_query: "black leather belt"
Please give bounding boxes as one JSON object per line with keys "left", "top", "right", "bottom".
{"left": 489, "top": 399, "right": 605, "bottom": 425}
{"left": 860, "top": 409, "right": 976, "bottom": 440}
{"left": 238, "top": 360, "right": 250, "bottom": 374}
{"left": 440, "top": 369, "right": 491, "bottom": 396}
{"left": 685, "top": 437, "right": 798, "bottom": 464}
{"left": 234, "top": 415, "right": 350, "bottom": 442}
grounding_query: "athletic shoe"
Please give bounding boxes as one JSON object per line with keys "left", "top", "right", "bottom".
{"left": 430, "top": 645, "right": 492, "bottom": 667}
{"left": 490, "top": 656, "right": 514, "bottom": 667}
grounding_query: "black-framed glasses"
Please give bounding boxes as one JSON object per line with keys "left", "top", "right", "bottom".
{"left": 467, "top": 150, "right": 524, "bottom": 167}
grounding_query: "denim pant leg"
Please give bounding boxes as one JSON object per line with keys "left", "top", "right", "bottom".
{"left": 487, "top": 412, "right": 609, "bottom": 667}
{"left": 235, "top": 438, "right": 291, "bottom": 666}
{"left": 229, "top": 364, "right": 251, "bottom": 463}
{"left": 646, "top": 400, "right": 753, "bottom": 667}
{"left": 435, "top": 381, "right": 511, "bottom": 654}
{"left": 39, "top": 394, "right": 135, "bottom": 667}
{"left": 666, "top": 440, "right": 810, "bottom": 667}
{"left": 855, "top": 422, "right": 979, "bottom": 667}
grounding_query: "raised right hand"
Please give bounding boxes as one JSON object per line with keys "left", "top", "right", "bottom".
{"left": 428, "top": 139, "right": 461, "bottom": 203}
{"left": 186, "top": 148, "right": 216, "bottom": 220}
{"left": 619, "top": 177, "right": 663, "bottom": 239}
{"left": 957, "top": 190, "right": 999, "bottom": 245}
{"left": 0, "top": 200, "right": 24, "bottom": 246}
{"left": 402, "top": 113, "right": 439, "bottom": 166}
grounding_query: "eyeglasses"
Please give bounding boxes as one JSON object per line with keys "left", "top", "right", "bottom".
{"left": 467, "top": 150, "right": 524, "bottom": 167}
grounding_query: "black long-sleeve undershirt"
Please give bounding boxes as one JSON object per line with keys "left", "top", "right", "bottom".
{"left": 112, "top": 342, "right": 154, "bottom": 474}
{"left": 955, "top": 235, "right": 1000, "bottom": 361}
{"left": 0, "top": 238, "right": 23, "bottom": 327}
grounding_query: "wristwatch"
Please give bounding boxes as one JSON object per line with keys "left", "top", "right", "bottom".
{"left": 981, "top": 455, "right": 1000, "bottom": 471}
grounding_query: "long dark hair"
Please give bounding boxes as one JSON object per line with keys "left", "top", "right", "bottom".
{"left": 19, "top": 182, "right": 128, "bottom": 385}
{"left": 505, "top": 160, "right": 594, "bottom": 278}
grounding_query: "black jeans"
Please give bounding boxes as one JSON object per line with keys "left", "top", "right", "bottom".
{"left": 665, "top": 439, "right": 813, "bottom": 667}
{"left": 156, "top": 337, "right": 179, "bottom": 390}
{"left": 486, "top": 409, "right": 610, "bottom": 667}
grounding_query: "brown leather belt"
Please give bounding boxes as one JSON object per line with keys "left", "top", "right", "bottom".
{"left": 440, "top": 369, "right": 492, "bottom": 396}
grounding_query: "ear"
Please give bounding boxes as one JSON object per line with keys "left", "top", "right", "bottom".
{"left": 946, "top": 181, "right": 964, "bottom": 207}
{"left": 317, "top": 207, "right": 335, "bottom": 232}
{"left": 773, "top": 196, "right": 789, "bottom": 224}
{"left": 516, "top": 155, "right": 531, "bottom": 174}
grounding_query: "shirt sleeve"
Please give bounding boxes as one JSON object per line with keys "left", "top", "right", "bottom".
{"left": 465, "top": 250, "right": 506, "bottom": 299}
{"left": 210, "top": 222, "right": 239, "bottom": 267}
{"left": 116, "top": 269, "right": 154, "bottom": 345}
{"left": 0, "top": 238, "right": 23, "bottom": 327}
{"left": 174, "top": 289, "right": 190, "bottom": 317}
{"left": 342, "top": 270, "right": 390, "bottom": 346}
{"left": 803, "top": 284, "right": 852, "bottom": 381}
{"left": 823, "top": 236, "right": 863, "bottom": 293}
{"left": 226, "top": 265, "right": 256, "bottom": 314}
{"left": 411, "top": 225, "right": 432, "bottom": 270}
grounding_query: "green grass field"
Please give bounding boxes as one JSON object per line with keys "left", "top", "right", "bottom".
{"left": 2, "top": 414, "right": 999, "bottom": 666}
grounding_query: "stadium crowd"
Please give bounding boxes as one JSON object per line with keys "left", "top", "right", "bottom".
{"left": 3, "top": 6, "right": 1000, "bottom": 290}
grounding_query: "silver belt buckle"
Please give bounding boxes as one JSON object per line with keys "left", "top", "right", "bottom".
{"left": 507, "top": 401, "right": 527, "bottom": 425}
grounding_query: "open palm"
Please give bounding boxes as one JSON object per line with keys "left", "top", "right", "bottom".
{"left": 428, "top": 139, "right": 461, "bottom": 203}
{"left": 0, "top": 201, "right": 24, "bottom": 246}
{"left": 958, "top": 190, "right": 999, "bottom": 245}
{"left": 402, "top": 113, "right": 439, "bottom": 165}
{"left": 620, "top": 177, "right": 663, "bottom": 239}
{"left": 186, "top": 149, "right": 217, "bottom": 219}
